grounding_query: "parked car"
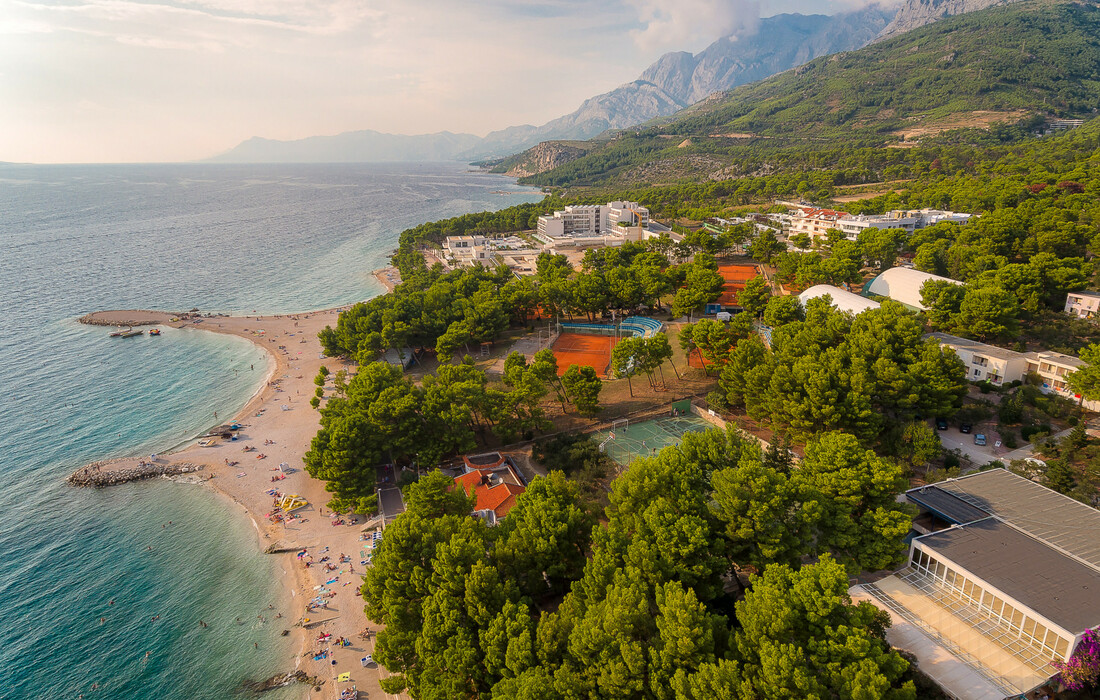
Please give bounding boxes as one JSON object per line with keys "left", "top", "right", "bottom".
{"left": 974, "top": 434, "right": 987, "bottom": 446}
{"left": 960, "top": 423, "right": 973, "bottom": 434}
{"left": 935, "top": 417, "right": 949, "bottom": 431}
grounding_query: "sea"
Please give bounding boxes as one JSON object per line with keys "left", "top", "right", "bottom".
{"left": 0, "top": 162, "right": 542, "bottom": 700}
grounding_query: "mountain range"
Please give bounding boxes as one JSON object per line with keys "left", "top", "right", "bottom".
{"left": 206, "top": 0, "right": 1026, "bottom": 164}
{"left": 516, "top": 0, "right": 1100, "bottom": 188}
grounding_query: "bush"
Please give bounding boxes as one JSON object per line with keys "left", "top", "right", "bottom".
{"left": 706, "top": 390, "right": 728, "bottom": 411}
{"left": 956, "top": 404, "right": 993, "bottom": 424}
{"left": 998, "top": 392, "right": 1024, "bottom": 424}
{"left": 1000, "top": 430, "right": 1018, "bottom": 449}
{"left": 310, "top": 396, "right": 321, "bottom": 408}
{"left": 1021, "top": 424, "right": 1045, "bottom": 441}
{"left": 1069, "top": 416, "right": 1080, "bottom": 426}
{"left": 944, "top": 451, "right": 961, "bottom": 469}
{"left": 534, "top": 433, "right": 612, "bottom": 478}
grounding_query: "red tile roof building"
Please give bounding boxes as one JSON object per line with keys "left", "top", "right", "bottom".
{"left": 453, "top": 470, "right": 525, "bottom": 521}
{"left": 789, "top": 207, "right": 849, "bottom": 239}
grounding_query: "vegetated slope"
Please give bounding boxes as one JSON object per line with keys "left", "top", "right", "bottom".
{"left": 521, "top": 0, "right": 1100, "bottom": 188}
{"left": 664, "top": 0, "right": 1100, "bottom": 140}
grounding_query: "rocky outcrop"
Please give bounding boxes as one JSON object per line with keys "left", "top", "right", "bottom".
{"left": 876, "top": 0, "right": 1026, "bottom": 42}
{"left": 642, "top": 7, "right": 895, "bottom": 106}
{"left": 505, "top": 142, "right": 590, "bottom": 178}
{"left": 239, "top": 670, "right": 323, "bottom": 694}
{"left": 68, "top": 462, "right": 205, "bottom": 487}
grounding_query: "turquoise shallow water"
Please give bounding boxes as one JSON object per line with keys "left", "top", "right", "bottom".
{"left": 0, "top": 162, "right": 541, "bottom": 699}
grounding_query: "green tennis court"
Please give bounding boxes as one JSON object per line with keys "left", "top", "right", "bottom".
{"left": 592, "top": 414, "right": 716, "bottom": 466}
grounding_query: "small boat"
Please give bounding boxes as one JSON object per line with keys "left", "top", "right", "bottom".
{"left": 120, "top": 329, "right": 144, "bottom": 338}
{"left": 108, "top": 328, "right": 126, "bottom": 337}
{"left": 148, "top": 328, "right": 161, "bottom": 336}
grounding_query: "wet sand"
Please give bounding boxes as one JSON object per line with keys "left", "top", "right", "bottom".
{"left": 78, "top": 308, "right": 400, "bottom": 700}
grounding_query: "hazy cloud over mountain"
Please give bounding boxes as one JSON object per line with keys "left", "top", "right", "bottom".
{"left": 1, "top": 0, "right": 907, "bottom": 162}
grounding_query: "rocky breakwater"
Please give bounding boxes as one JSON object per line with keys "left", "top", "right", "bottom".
{"left": 68, "top": 461, "right": 205, "bottom": 487}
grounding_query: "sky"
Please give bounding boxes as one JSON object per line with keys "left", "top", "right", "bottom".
{"left": 0, "top": 0, "right": 890, "bottom": 163}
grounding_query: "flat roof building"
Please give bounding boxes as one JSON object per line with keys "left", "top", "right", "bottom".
{"left": 837, "top": 212, "right": 919, "bottom": 239}
{"left": 926, "top": 332, "right": 1029, "bottom": 387}
{"left": 1065, "top": 290, "right": 1100, "bottom": 320}
{"left": 535, "top": 201, "right": 650, "bottom": 246}
{"left": 857, "top": 469, "right": 1100, "bottom": 698}
{"left": 1025, "top": 350, "right": 1096, "bottom": 411}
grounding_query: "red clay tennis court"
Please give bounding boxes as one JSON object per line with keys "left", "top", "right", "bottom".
{"left": 718, "top": 264, "right": 759, "bottom": 282}
{"left": 551, "top": 333, "right": 621, "bottom": 378}
{"left": 717, "top": 264, "right": 759, "bottom": 306}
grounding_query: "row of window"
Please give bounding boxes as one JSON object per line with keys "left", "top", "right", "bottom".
{"left": 910, "top": 547, "right": 1071, "bottom": 660}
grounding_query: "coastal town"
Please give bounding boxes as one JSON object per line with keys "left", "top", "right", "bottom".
{"left": 73, "top": 183, "right": 1100, "bottom": 700}
{"left": 14, "top": 1, "right": 1100, "bottom": 698}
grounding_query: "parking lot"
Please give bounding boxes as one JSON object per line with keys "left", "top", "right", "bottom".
{"left": 936, "top": 424, "right": 1003, "bottom": 465}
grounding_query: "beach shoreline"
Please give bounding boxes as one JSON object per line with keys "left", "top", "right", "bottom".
{"left": 76, "top": 308, "right": 392, "bottom": 700}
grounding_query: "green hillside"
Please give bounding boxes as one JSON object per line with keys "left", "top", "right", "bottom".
{"left": 521, "top": 0, "right": 1100, "bottom": 188}
{"left": 663, "top": 0, "right": 1100, "bottom": 139}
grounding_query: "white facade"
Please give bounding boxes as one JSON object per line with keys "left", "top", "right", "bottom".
{"left": 799, "top": 285, "right": 881, "bottom": 315}
{"left": 535, "top": 201, "right": 650, "bottom": 244}
{"left": 837, "top": 213, "right": 919, "bottom": 239}
{"left": 606, "top": 201, "right": 649, "bottom": 229}
{"left": 905, "top": 209, "right": 973, "bottom": 227}
{"left": 1025, "top": 351, "right": 1099, "bottom": 410}
{"left": 927, "top": 333, "right": 1029, "bottom": 387}
{"left": 788, "top": 207, "right": 848, "bottom": 239}
{"left": 867, "top": 267, "right": 962, "bottom": 310}
{"left": 1065, "top": 291, "right": 1100, "bottom": 319}
{"left": 442, "top": 235, "right": 495, "bottom": 267}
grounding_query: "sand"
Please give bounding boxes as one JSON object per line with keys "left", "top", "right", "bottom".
{"left": 79, "top": 309, "right": 401, "bottom": 700}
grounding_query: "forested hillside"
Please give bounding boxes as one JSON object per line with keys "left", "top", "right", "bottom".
{"left": 518, "top": 0, "right": 1100, "bottom": 188}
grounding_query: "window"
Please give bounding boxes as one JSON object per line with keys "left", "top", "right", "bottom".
{"left": 988, "top": 596, "right": 1003, "bottom": 617}
{"left": 1009, "top": 608, "right": 1023, "bottom": 630}
{"left": 963, "top": 580, "right": 976, "bottom": 601}
{"left": 1055, "top": 637, "right": 1070, "bottom": 658}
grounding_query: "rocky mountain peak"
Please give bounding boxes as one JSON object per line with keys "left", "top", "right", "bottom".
{"left": 876, "top": 0, "right": 1027, "bottom": 41}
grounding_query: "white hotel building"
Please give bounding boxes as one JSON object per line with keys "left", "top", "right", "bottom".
{"left": 535, "top": 201, "right": 649, "bottom": 244}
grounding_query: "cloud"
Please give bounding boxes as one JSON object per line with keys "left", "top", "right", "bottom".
{"left": 627, "top": 0, "right": 760, "bottom": 49}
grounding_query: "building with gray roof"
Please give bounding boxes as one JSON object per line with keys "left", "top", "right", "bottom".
{"left": 857, "top": 469, "right": 1100, "bottom": 698}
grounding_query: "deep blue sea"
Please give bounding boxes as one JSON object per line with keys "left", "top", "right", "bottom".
{"left": 0, "top": 162, "right": 541, "bottom": 700}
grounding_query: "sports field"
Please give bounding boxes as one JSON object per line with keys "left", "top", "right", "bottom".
{"left": 592, "top": 414, "right": 715, "bottom": 466}
{"left": 717, "top": 264, "right": 759, "bottom": 306}
{"left": 551, "top": 332, "right": 620, "bottom": 377}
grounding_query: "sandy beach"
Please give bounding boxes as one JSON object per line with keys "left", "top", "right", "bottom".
{"left": 78, "top": 308, "right": 398, "bottom": 700}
